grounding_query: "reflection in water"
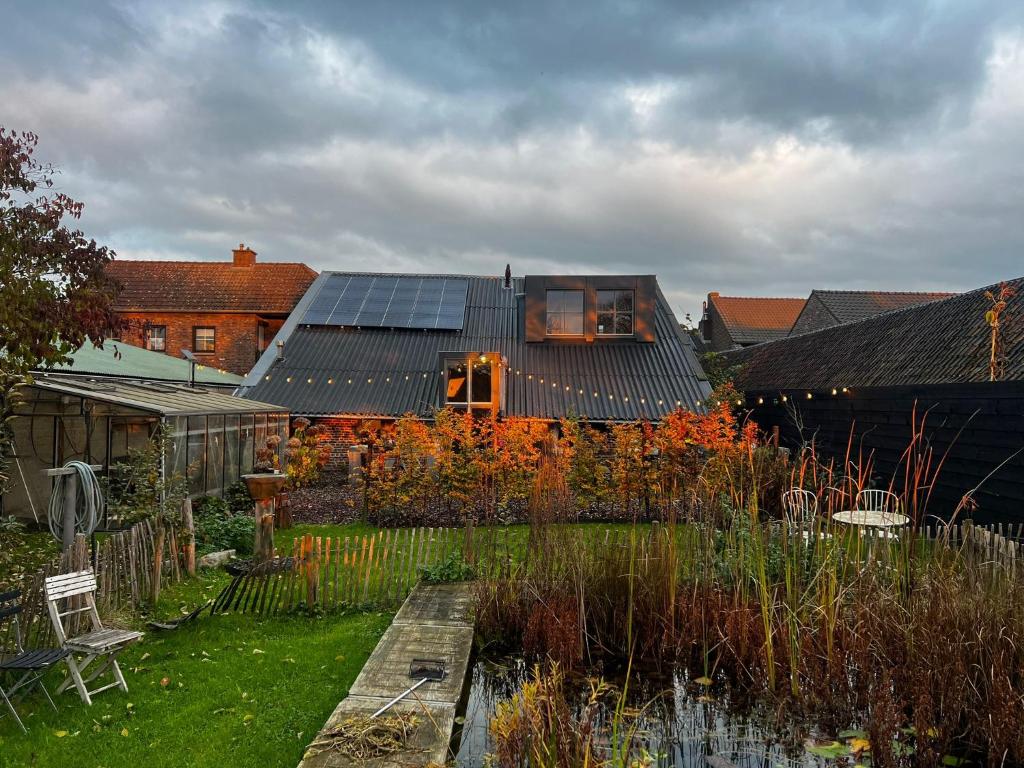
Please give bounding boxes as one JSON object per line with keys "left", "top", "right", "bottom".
{"left": 454, "top": 657, "right": 827, "bottom": 768}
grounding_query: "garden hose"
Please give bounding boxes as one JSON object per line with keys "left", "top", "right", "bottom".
{"left": 46, "top": 460, "right": 104, "bottom": 542}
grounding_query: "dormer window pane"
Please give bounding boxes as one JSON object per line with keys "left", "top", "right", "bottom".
{"left": 471, "top": 359, "right": 492, "bottom": 403}
{"left": 446, "top": 361, "right": 469, "bottom": 403}
{"left": 596, "top": 290, "right": 634, "bottom": 335}
{"left": 546, "top": 289, "right": 584, "bottom": 335}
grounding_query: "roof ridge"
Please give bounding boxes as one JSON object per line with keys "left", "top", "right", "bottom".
{"left": 810, "top": 288, "right": 955, "bottom": 296}
{"left": 109, "top": 259, "right": 314, "bottom": 267}
{"left": 712, "top": 295, "right": 805, "bottom": 302}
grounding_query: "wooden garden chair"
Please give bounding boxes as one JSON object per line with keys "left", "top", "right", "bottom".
{"left": 0, "top": 589, "right": 70, "bottom": 732}
{"left": 43, "top": 571, "right": 143, "bottom": 705}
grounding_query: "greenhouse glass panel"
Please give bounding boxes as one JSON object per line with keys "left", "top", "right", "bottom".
{"left": 240, "top": 414, "right": 254, "bottom": 474}
{"left": 186, "top": 416, "right": 207, "bottom": 496}
{"left": 206, "top": 415, "right": 224, "bottom": 495}
{"left": 224, "top": 415, "right": 239, "bottom": 488}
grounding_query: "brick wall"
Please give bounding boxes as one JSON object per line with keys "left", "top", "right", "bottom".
{"left": 312, "top": 417, "right": 362, "bottom": 470}
{"left": 117, "top": 312, "right": 285, "bottom": 375}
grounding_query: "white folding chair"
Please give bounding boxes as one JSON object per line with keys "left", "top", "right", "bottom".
{"left": 44, "top": 571, "right": 143, "bottom": 705}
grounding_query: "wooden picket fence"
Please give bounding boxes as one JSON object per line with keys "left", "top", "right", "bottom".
{"left": 210, "top": 525, "right": 516, "bottom": 616}
{"left": 3, "top": 518, "right": 191, "bottom": 651}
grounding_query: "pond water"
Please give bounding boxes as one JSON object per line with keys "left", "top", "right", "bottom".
{"left": 453, "top": 656, "right": 832, "bottom": 767}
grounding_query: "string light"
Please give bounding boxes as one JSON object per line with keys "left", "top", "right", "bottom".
{"left": 757, "top": 396, "right": 764, "bottom": 405}
{"left": 327, "top": 378, "right": 334, "bottom": 385}
{"left": 307, "top": 377, "right": 313, "bottom": 384}
{"left": 806, "top": 392, "right": 813, "bottom": 399}
{"left": 286, "top": 376, "right": 292, "bottom": 383}
{"left": 781, "top": 394, "right": 788, "bottom": 402}
{"left": 842, "top": 386, "right": 849, "bottom": 393}
{"left": 264, "top": 375, "right": 270, "bottom": 381}
{"left": 348, "top": 379, "right": 353, "bottom": 384}
{"left": 831, "top": 388, "right": 837, "bottom": 395}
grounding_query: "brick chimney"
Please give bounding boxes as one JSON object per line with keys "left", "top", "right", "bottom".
{"left": 232, "top": 243, "right": 257, "bottom": 267}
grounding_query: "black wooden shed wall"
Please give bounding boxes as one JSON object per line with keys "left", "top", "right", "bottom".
{"left": 742, "top": 381, "right": 1024, "bottom": 524}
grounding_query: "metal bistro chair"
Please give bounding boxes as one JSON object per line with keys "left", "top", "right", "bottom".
{"left": 44, "top": 571, "right": 143, "bottom": 705}
{"left": 0, "top": 589, "right": 70, "bottom": 732}
{"left": 855, "top": 489, "right": 904, "bottom": 541}
{"left": 781, "top": 489, "right": 829, "bottom": 541}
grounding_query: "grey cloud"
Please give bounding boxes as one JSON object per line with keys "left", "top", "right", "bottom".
{"left": 1, "top": 0, "right": 1023, "bottom": 324}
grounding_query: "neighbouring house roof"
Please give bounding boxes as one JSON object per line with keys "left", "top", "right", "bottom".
{"left": 37, "top": 339, "right": 243, "bottom": 387}
{"left": 240, "top": 272, "right": 712, "bottom": 420}
{"left": 789, "top": 289, "right": 954, "bottom": 335}
{"left": 106, "top": 260, "right": 317, "bottom": 313}
{"left": 708, "top": 294, "right": 806, "bottom": 346}
{"left": 728, "top": 277, "right": 1024, "bottom": 390}
{"left": 27, "top": 374, "right": 286, "bottom": 417}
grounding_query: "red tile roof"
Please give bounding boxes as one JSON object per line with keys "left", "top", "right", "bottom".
{"left": 709, "top": 294, "right": 806, "bottom": 345}
{"left": 107, "top": 260, "right": 318, "bottom": 314}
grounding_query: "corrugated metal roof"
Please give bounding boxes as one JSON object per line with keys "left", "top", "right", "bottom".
{"left": 40, "top": 339, "right": 242, "bottom": 386}
{"left": 242, "top": 274, "right": 711, "bottom": 420}
{"left": 30, "top": 375, "right": 287, "bottom": 417}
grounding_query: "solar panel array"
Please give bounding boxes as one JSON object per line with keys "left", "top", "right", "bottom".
{"left": 301, "top": 275, "right": 469, "bottom": 330}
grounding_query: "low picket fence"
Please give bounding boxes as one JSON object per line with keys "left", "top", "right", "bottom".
{"left": 210, "top": 525, "right": 516, "bottom": 616}
{"left": 5, "top": 518, "right": 191, "bottom": 650}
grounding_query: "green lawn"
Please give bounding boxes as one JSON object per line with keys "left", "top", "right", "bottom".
{"left": 0, "top": 569, "right": 391, "bottom": 768}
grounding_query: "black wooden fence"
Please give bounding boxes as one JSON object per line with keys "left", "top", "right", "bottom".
{"left": 742, "top": 381, "right": 1024, "bottom": 524}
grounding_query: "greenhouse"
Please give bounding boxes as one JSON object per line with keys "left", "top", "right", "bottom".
{"left": 3, "top": 374, "right": 287, "bottom": 524}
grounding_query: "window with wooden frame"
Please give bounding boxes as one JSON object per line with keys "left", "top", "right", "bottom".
{"left": 444, "top": 354, "right": 496, "bottom": 407}
{"left": 143, "top": 325, "right": 166, "bottom": 352}
{"left": 545, "top": 289, "right": 584, "bottom": 336}
{"left": 596, "top": 289, "right": 634, "bottom": 335}
{"left": 192, "top": 326, "right": 216, "bottom": 353}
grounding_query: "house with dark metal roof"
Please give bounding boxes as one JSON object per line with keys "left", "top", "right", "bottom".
{"left": 698, "top": 293, "right": 806, "bottom": 351}
{"left": 105, "top": 244, "right": 317, "bottom": 376}
{"left": 788, "top": 289, "right": 953, "bottom": 336}
{"left": 240, "top": 271, "right": 711, "bottom": 458}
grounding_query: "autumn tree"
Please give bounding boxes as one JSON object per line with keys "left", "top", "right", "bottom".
{"left": 0, "top": 128, "right": 119, "bottom": 492}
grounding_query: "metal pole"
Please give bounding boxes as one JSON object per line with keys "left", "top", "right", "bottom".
{"left": 371, "top": 678, "right": 430, "bottom": 718}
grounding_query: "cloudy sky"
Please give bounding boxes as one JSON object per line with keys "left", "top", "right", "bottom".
{"left": 3, "top": 1, "right": 1024, "bottom": 321}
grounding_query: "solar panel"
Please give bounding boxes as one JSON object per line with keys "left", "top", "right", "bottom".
{"left": 301, "top": 275, "right": 469, "bottom": 331}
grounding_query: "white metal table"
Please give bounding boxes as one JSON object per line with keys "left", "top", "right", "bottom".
{"left": 832, "top": 510, "right": 909, "bottom": 529}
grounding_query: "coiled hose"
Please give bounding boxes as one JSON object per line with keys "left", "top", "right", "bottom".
{"left": 47, "top": 461, "right": 104, "bottom": 542}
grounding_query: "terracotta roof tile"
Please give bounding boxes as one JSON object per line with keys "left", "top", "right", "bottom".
{"left": 106, "top": 260, "right": 318, "bottom": 313}
{"left": 709, "top": 295, "right": 806, "bottom": 345}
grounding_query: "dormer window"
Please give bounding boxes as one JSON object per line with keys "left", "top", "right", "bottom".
{"left": 596, "top": 290, "right": 634, "bottom": 335}
{"left": 546, "top": 289, "right": 584, "bottom": 336}
{"left": 444, "top": 353, "right": 497, "bottom": 409}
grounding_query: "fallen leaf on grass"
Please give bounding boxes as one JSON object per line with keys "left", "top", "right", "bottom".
{"left": 54, "top": 730, "right": 68, "bottom": 738}
{"left": 160, "top": 677, "right": 170, "bottom": 687}
{"left": 120, "top": 728, "right": 129, "bottom": 737}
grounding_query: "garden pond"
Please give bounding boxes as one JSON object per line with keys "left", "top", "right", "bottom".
{"left": 451, "top": 656, "right": 973, "bottom": 768}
